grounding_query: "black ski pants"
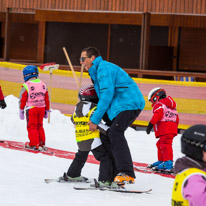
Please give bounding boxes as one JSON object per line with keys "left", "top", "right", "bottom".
{"left": 67, "top": 144, "right": 114, "bottom": 182}
{"left": 100, "top": 133, "right": 118, "bottom": 179}
{"left": 108, "top": 109, "right": 141, "bottom": 178}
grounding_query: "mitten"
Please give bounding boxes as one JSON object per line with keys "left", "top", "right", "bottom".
{"left": 44, "top": 110, "right": 50, "bottom": 119}
{"left": 146, "top": 122, "right": 153, "bottom": 134}
{"left": 19, "top": 109, "right": 24, "bottom": 120}
{"left": 0, "top": 99, "right": 7, "bottom": 109}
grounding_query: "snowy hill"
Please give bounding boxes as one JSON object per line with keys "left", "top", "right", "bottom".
{"left": 0, "top": 95, "right": 182, "bottom": 206}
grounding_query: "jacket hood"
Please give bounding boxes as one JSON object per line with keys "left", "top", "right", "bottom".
{"left": 158, "top": 96, "right": 177, "bottom": 109}
{"left": 174, "top": 156, "right": 206, "bottom": 174}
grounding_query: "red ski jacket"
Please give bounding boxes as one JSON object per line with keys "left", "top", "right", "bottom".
{"left": 0, "top": 86, "right": 5, "bottom": 100}
{"left": 150, "top": 96, "right": 179, "bottom": 137}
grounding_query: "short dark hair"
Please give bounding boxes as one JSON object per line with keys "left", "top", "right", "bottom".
{"left": 82, "top": 47, "right": 100, "bottom": 58}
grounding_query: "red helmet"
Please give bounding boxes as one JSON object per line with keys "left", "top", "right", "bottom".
{"left": 78, "top": 85, "right": 98, "bottom": 103}
{"left": 148, "top": 87, "right": 166, "bottom": 103}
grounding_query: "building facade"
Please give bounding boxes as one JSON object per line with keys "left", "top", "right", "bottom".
{"left": 1, "top": 0, "right": 206, "bottom": 76}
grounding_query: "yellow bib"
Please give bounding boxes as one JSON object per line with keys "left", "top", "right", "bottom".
{"left": 171, "top": 168, "right": 206, "bottom": 206}
{"left": 73, "top": 107, "right": 100, "bottom": 142}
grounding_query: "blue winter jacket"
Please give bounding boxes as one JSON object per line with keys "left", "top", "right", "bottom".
{"left": 89, "top": 56, "right": 145, "bottom": 125}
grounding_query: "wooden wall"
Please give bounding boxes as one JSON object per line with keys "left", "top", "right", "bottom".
{"left": 0, "top": 0, "right": 206, "bottom": 15}
{"left": 34, "top": 10, "right": 206, "bottom": 28}
{"left": 1, "top": 0, "right": 206, "bottom": 73}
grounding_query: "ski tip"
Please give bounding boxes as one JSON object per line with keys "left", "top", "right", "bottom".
{"left": 73, "top": 187, "right": 93, "bottom": 190}
{"left": 146, "top": 189, "right": 152, "bottom": 193}
{"left": 110, "top": 188, "right": 152, "bottom": 194}
{"left": 44, "top": 179, "right": 51, "bottom": 184}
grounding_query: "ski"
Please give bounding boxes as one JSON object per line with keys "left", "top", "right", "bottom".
{"left": 74, "top": 179, "right": 152, "bottom": 194}
{"left": 44, "top": 178, "right": 66, "bottom": 183}
{"left": 44, "top": 178, "right": 92, "bottom": 184}
{"left": 74, "top": 186, "right": 152, "bottom": 194}
{"left": 8, "top": 143, "right": 54, "bottom": 155}
{"left": 134, "top": 166, "right": 175, "bottom": 178}
{"left": 152, "top": 167, "right": 174, "bottom": 174}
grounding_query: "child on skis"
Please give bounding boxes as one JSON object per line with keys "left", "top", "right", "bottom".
{"left": 172, "top": 124, "right": 206, "bottom": 206}
{"left": 0, "top": 86, "right": 7, "bottom": 109}
{"left": 146, "top": 87, "right": 179, "bottom": 171}
{"left": 59, "top": 85, "right": 116, "bottom": 187}
{"left": 19, "top": 65, "right": 50, "bottom": 151}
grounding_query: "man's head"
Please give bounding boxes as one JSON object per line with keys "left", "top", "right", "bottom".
{"left": 181, "top": 124, "right": 206, "bottom": 162}
{"left": 80, "top": 47, "right": 100, "bottom": 71}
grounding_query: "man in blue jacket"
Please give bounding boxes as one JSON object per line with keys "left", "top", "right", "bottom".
{"left": 80, "top": 47, "right": 145, "bottom": 185}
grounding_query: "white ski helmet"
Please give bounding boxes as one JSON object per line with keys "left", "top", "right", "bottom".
{"left": 148, "top": 87, "right": 166, "bottom": 103}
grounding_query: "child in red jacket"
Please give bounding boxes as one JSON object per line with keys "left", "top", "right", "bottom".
{"left": 19, "top": 65, "right": 50, "bottom": 151}
{"left": 146, "top": 87, "right": 179, "bottom": 171}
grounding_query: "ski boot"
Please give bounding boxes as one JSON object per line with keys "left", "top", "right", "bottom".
{"left": 93, "top": 179, "right": 120, "bottom": 189}
{"left": 39, "top": 142, "right": 48, "bottom": 151}
{"left": 152, "top": 160, "right": 174, "bottom": 173}
{"left": 58, "top": 172, "right": 89, "bottom": 183}
{"left": 97, "top": 181, "right": 112, "bottom": 188}
{"left": 39, "top": 145, "right": 48, "bottom": 151}
{"left": 147, "top": 161, "right": 163, "bottom": 168}
{"left": 24, "top": 142, "right": 39, "bottom": 150}
{"left": 156, "top": 160, "right": 173, "bottom": 170}
{"left": 114, "top": 173, "right": 135, "bottom": 186}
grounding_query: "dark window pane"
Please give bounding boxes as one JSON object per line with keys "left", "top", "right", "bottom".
{"left": 45, "top": 22, "right": 108, "bottom": 65}
{"left": 150, "top": 26, "right": 168, "bottom": 46}
{"left": 110, "top": 24, "right": 141, "bottom": 68}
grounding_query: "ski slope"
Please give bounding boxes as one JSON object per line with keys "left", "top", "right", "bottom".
{"left": 0, "top": 95, "right": 182, "bottom": 206}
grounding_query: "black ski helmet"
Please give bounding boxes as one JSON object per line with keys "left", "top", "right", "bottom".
{"left": 78, "top": 85, "right": 98, "bottom": 103}
{"left": 181, "top": 124, "right": 206, "bottom": 161}
{"left": 148, "top": 87, "right": 166, "bottom": 103}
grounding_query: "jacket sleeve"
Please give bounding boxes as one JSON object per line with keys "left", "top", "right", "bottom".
{"left": 0, "top": 86, "right": 4, "bottom": 100}
{"left": 176, "top": 114, "right": 179, "bottom": 125}
{"left": 90, "top": 64, "right": 115, "bottom": 124}
{"left": 183, "top": 174, "right": 206, "bottom": 206}
{"left": 150, "top": 103, "right": 164, "bottom": 125}
{"left": 19, "top": 86, "right": 28, "bottom": 109}
{"left": 45, "top": 90, "right": 50, "bottom": 110}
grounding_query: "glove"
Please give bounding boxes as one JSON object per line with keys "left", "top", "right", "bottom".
{"left": 0, "top": 99, "right": 7, "bottom": 109}
{"left": 146, "top": 122, "right": 153, "bottom": 134}
{"left": 44, "top": 110, "right": 50, "bottom": 119}
{"left": 19, "top": 109, "right": 24, "bottom": 120}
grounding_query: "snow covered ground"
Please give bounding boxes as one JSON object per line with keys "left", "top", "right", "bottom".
{"left": 0, "top": 95, "right": 182, "bottom": 206}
